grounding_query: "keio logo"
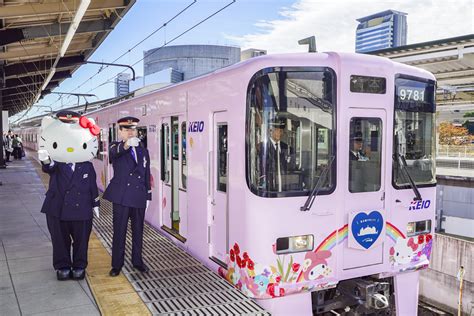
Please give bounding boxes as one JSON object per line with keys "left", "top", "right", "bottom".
{"left": 409, "top": 199, "right": 431, "bottom": 211}
{"left": 188, "top": 121, "right": 204, "bottom": 133}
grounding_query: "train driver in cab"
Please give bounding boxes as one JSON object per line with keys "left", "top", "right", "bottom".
{"left": 259, "top": 116, "right": 295, "bottom": 192}
{"left": 349, "top": 132, "right": 370, "bottom": 161}
{"left": 103, "top": 116, "right": 151, "bottom": 277}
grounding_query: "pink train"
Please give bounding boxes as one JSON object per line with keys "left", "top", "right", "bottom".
{"left": 20, "top": 52, "right": 436, "bottom": 315}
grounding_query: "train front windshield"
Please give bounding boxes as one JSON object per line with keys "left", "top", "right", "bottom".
{"left": 246, "top": 68, "right": 336, "bottom": 197}
{"left": 393, "top": 76, "right": 436, "bottom": 187}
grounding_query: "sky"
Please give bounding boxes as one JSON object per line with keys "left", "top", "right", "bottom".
{"left": 13, "top": 0, "right": 473, "bottom": 121}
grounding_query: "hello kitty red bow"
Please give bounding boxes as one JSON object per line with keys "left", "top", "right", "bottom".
{"left": 407, "top": 238, "right": 418, "bottom": 251}
{"left": 79, "top": 116, "right": 100, "bottom": 136}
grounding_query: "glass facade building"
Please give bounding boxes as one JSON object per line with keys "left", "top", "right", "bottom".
{"left": 355, "top": 10, "right": 407, "bottom": 53}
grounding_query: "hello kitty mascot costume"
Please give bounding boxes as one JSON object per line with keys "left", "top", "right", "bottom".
{"left": 38, "top": 110, "right": 100, "bottom": 281}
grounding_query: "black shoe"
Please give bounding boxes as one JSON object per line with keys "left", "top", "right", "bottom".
{"left": 109, "top": 268, "right": 121, "bottom": 277}
{"left": 72, "top": 268, "right": 86, "bottom": 280}
{"left": 56, "top": 268, "right": 71, "bottom": 281}
{"left": 133, "top": 264, "right": 149, "bottom": 273}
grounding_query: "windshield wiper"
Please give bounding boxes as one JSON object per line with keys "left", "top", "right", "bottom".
{"left": 300, "top": 156, "right": 335, "bottom": 212}
{"left": 395, "top": 153, "right": 422, "bottom": 201}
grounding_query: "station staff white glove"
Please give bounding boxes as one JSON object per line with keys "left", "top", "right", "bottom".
{"left": 126, "top": 137, "right": 140, "bottom": 147}
{"left": 146, "top": 200, "right": 150, "bottom": 212}
{"left": 93, "top": 206, "right": 100, "bottom": 218}
{"left": 38, "top": 149, "right": 51, "bottom": 163}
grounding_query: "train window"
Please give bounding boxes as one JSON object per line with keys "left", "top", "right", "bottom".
{"left": 217, "top": 124, "right": 228, "bottom": 192}
{"left": 171, "top": 121, "right": 178, "bottom": 159}
{"left": 246, "top": 68, "right": 336, "bottom": 197}
{"left": 161, "top": 124, "right": 170, "bottom": 183}
{"left": 96, "top": 129, "right": 104, "bottom": 160}
{"left": 350, "top": 75, "right": 386, "bottom": 94}
{"left": 349, "top": 118, "right": 382, "bottom": 193}
{"left": 181, "top": 122, "right": 187, "bottom": 190}
{"left": 108, "top": 123, "right": 117, "bottom": 143}
{"left": 137, "top": 126, "right": 147, "bottom": 148}
{"left": 393, "top": 76, "right": 436, "bottom": 188}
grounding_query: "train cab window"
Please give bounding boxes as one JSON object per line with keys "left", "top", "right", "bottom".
{"left": 393, "top": 76, "right": 436, "bottom": 188}
{"left": 349, "top": 118, "right": 382, "bottom": 193}
{"left": 161, "top": 124, "right": 170, "bottom": 183}
{"left": 246, "top": 67, "right": 336, "bottom": 197}
{"left": 137, "top": 126, "right": 147, "bottom": 148}
{"left": 217, "top": 124, "right": 228, "bottom": 192}
{"left": 181, "top": 122, "right": 187, "bottom": 190}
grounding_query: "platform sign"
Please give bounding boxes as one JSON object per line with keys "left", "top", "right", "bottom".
{"left": 348, "top": 210, "right": 385, "bottom": 250}
{"left": 2, "top": 111, "right": 8, "bottom": 133}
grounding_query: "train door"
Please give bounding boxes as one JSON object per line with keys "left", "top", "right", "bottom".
{"left": 160, "top": 118, "right": 172, "bottom": 229}
{"left": 343, "top": 108, "right": 387, "bottom": 270}
{"left": 209, "top": 111, "right": 228, "bottom": 263}
{"left": 160, "top": 116, "right": 186, "bottom": 240}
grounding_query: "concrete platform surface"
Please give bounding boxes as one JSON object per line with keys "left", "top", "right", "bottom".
{"left": 0, "top": 158, "right": 99, "bottom": 316}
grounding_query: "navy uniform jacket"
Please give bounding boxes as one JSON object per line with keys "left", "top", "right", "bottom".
{"left": 41, "top": 161, "right": 100, "bottom": 221}
{"left": 103, "top": 141, "right": 152, "bottom": 209}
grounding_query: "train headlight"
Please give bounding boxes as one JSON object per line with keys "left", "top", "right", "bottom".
{"left": 276, "top": 234, "right": 314, "bottom": 254}
{"left": 406, "top": 220, "right": 431, "bottom": 237}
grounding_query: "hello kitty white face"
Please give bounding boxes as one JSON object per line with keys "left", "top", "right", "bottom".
{"left": 39, "top": 116, "right": 99, "bottom": 163}
{"left": 390, "top": 238, "right": 415, "bottom": 265}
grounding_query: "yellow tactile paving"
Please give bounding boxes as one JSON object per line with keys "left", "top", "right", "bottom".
{"left": 86, "top": 234, "right": 151, "bottom": 315}
{"left": 31, "top": 154, "right": 151, "bottom": 316}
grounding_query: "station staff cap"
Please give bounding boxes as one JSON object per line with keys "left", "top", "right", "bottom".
{"left": 118, "top": 116, "right": 139, "bottom": 129}
{"left": 269, "top": 116, "right": 286, "bottom": 129}
{"left": 56, "top": 110, "right": 80, "bottom": 123}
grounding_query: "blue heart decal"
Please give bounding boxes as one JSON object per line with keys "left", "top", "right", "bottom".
{"left": 351, "top": 211, "right": 383, "bottom": 249}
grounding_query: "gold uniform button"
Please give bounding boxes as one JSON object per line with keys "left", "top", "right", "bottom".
{"left": 127, "top": 183, "right": 130, "bottom": 186}
{"left": 129, "top": 173, "right": 132, "bottom": 176}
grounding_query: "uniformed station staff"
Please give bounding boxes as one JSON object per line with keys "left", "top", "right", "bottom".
{"left": 103, "top": 116, "right": 152, "bottom": 277}
{"left": 38, "top": 111, "right": 100, "bottom": 281}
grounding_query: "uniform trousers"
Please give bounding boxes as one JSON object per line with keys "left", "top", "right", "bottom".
{"left": 111, "top": 204, "right": 145, "bottom": 269}
{"left": 46, "top": 215, "right": 93, "bottom": 270}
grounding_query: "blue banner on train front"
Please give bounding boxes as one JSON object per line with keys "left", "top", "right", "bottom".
{"left": 348, "top": 210, "right": 385, "bottom": 250}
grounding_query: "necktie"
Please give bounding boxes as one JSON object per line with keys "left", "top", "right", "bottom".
{"left": 276, "top": 142, "right": 282, "bottom": 192}
{"left": 66, "top": 163, "right": 74, "bottom": 179}
{"left": 130, "top": 148, "right": 137, "bottom": 163}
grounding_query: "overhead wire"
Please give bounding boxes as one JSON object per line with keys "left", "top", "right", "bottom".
{"left": 85, "top": 0, "right": 237, "bottom": 95}
{"left": 48, "top": 0, "right": 198, "bottom": 109}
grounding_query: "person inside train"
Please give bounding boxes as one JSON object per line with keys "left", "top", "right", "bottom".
{"left": 259, "top": 116, "right": 295, "bottom": 192}
{"left": 349, "top": 132, "right": 369, "bottom": 161}
{"left": 103, "top": 116, "right": 152, "bottom": 277}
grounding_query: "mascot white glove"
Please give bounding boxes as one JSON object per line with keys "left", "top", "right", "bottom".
{"left": 93, "top": 206, "right": 100, "bottom": 218}
{"left": 38, "top": 149, "right": 50, "bottom": 162}
{"left": 126, "top": 137, "right": 140, "bottom": 147}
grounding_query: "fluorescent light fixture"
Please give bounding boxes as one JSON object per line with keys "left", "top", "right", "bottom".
{"left": 41, "top": 68, "right": 56, "bottom": 91}
{"left": 59, "top": 0, "right": 91, "bottom": 57}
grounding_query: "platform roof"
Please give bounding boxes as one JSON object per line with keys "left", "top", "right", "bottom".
{"left": 0, "top": 0, "right": 136, "bottom": 116}
{"left": 369, "top": 34, "right": 474, "bottom": 105}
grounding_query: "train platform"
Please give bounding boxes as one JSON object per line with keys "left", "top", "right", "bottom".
{"left": 0, "top": 155, "right": 268, "bottom": 315}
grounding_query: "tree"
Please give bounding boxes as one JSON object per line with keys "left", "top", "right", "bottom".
{"left": 463, "top": 111, "right": 474, "bottom": 118}
{"left": 438, "top": 122, "right": 470, "bottom": 145}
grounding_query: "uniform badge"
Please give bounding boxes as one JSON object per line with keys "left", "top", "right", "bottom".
{"left": 83, "top": 174, "right": 89, "bottom": 178}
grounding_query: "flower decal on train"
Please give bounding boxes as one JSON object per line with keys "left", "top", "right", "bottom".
{"left": 218, "top": 242, "right": 335, "bottom": 299}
